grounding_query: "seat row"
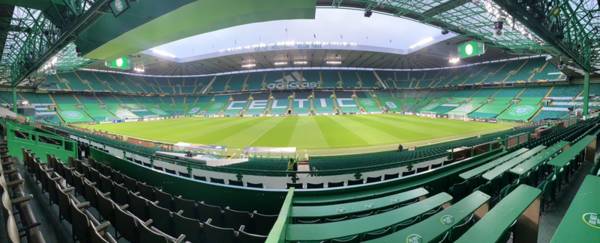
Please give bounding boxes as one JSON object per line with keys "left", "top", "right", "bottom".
{"left": 1, "top": 145, "right": 45, "bottom": 243}
{"left": 77, "top": 157, "right": 276, "bottom": 235}
{"left": 24, "top": 149, "right": 187, "bottom": 243}
{"left": 34, "top": 151, "right": 271, "bottom": 243}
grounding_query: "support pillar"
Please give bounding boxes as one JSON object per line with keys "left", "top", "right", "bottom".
{"left": 11, "top": 86, "right": 17, "bottom": 113}
{"left": 582, "top": 71, "right": 590, "bottom": 117}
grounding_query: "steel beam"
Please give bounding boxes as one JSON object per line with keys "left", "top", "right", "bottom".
{"left": 8, "top": 0, "right": 111, "bottom": 87}
{"left": 422, "top": 0, "right": 470, "bottom": 18}
{"left": 583, "top": 71, "right": 590, "bottom": 116}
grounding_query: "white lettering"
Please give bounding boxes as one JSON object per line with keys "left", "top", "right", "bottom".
{"left": 227, "top": 101, "right": 246, "bottom": 110}
{"left": 249, "top": 100, "right": 268, "bottom": 109}
{"left": 337, "top": 98, "right": 357, "bottom": 107}
{"left": 295, "top": 99, "right": 308, "bottom": 108}
{"left": 319, "top": 98, "right": 328, "bottom": 108}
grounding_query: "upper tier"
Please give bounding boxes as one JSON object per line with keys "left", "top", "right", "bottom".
{"left": 38, "top": 57, "right": 563, "bottom": 95}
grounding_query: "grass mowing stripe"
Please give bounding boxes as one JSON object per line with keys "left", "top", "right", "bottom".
{"left": 251, "top": 117, "right": 299, "bottom": 147}
{"left": 350, "top": 115, "right": 436, "bottom": 140}
{"left": 314, "top": 115, "right": 368, "bottom": 147}
{"left": 289, "top": 116, "right": 328, "bottom": 149}
{"left": 332, "top": 116, "right": 399, "bottom": 145}
{"left": 218, "top": 117, "right": 285, "bottom": 147}
{"left": 197, "top": 117, "right": 268, "bottom": 144}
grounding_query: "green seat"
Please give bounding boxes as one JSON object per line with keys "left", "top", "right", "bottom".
{"left": 291, "top": 187, "right": 428, "bottom": 221}
{"left": 550, "top": 175, "right": 600, "bottom": 243}
{"left": 285, "top": 192, "right": 453, "bottom": 241}
{"left": 455, "top": 185, "right": 542, "bottom": 243}
{"left": 364, "top": 191, "right": 490, "bottom": 243}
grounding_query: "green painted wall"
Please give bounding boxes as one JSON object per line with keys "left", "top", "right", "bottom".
{"left": 5, "top": 120, "right": 77, "bottom": 163}
{"left": 90, "top": 147, "right": 286, "bottom": 213}
{"left": 80, "top": 0, "right": 316, "bottom": 59}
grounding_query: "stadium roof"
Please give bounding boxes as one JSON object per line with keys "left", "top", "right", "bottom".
{"left": 0, "top": 0, "right": 598, "bottom": 87}
{"left": 143, "top": 8, "right": 457, "bottom": 63}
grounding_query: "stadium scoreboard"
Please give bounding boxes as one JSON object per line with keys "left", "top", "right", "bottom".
{"left": 458, "top": 40, "right": 485, "bottom": 58}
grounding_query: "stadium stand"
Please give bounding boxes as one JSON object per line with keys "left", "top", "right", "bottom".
{"left": 291, "top": 91, "right": 312, "bottom": 115}
{"left": 270, "top": 92, "right": 291, "bottom": 115}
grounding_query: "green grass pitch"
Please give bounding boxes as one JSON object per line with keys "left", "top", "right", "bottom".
{"left": 79, "top": 114, "right": 516, "bottom": 155}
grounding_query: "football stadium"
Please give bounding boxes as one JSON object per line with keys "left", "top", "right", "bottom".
{"left": 0, "top": 1, "right": 599, "bottom": 243}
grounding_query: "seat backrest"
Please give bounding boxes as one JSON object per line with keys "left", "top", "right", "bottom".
{"left": 128, "top": 192, "right": 150, "bottom": 221}
{"left": 122, "top": 175, "right": 138, "bottom": 192}
{"left": 58, "top": 187, "right": 73, "bottom": 222}
{"left": 114, "top": 205, "right": 138, "bottom": 242}
{"left": 307, "top": 183, "right": 324, "bottom": 189}
{"left": 223, "top": 207, "right": 252, "bottom": 229}
{"left": 70, "top": 199, "right": 91, "bottom": 243}
{"left": 205, "top": 222, "right": 236, "bottom": 243}
{"left": 173, "top": 213, "right": 204, "bottom": 243}
{"left": 138, "top": 183, "right": 155, "bottom": 201}
{"left": 173, "top": 197, "right": 197, "bottom": 219}
{"left": 197, "top": 202, "right": 223, "bottom": 224}
{"left": 138, "top": 220, "right": 171, "bottom": 243}
{"left": 97, "top": 191, "right": 115, "bottom": 223}
{"left": 148, "top": 202, "right": 174, "bottom": 235}
{"left": 112, "top": 183, "right": 129, "bottom": 205}
{"left": 237, "top": 228, "right": 267, "bottom": 243}
{"left": 155, "top": 189, "right": 173, "bottom": 210}
{"left": 83, "top": 179, "right": 99, "bottom": 208}
{"left": 98, "top": 174, "right": 113, "bottom": 193}
{"left": 251, "top": 212, "right": 278, "bottom": 235}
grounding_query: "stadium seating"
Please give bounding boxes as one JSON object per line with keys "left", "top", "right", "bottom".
{"left": 291, "top": 91, "right": 312, "bottom": 115}
{"left": 270, "top": 92, "right": 291, "bottom": 115}
{"left": 497, "top": 87, "right": 549, "bottom": 121}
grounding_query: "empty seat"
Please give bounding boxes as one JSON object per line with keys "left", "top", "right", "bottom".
{"left": 252, "top": 211, "right": 278, "bottom": 235}
{"left": 98, "top": 174, "right": 113, "bottom": 193}
{"left": 229, "top": 180, "right": 243, "bottom": 186}
{"left": 112, "top": 183, "right": 129, "bottom": 205}
{"left": 114, "top": 205, "right": 138, "bottom": 241}
{"left": 148, "top": 202, "right": 174, "bottom": 235}
{"left": 347, "top": 179, "right": 363, "bottom": 186}
{"left": 307, "top": 183, "right": 324, "bottom": 189}
{"left": 384, "top": 173, "right": 399, "bottom": 180}
{"left": 223, "top": 207, "right": 252, "bottom": 229}
{"left": 210, "top": 178, "right": 225, "bottom": 184}
{"left": 402, "top": 170, "right": 416, "bottom": 176}
{"left": 287, "top": 183, "right": 303, "bottom": 189}
{"left": 328, "top": 181, "right": 344, "bottom": 188}
{"left": 89, "top": 221, "right": 118, "bottom": 243}
{"left": 366, "top": 176, "right": 382, "bottom": 183}
{"left": 137, "top": 182, "right": 155, "bottom": 201}
{"left": 173, "top": 213, "right": 204, "bottom": 243}
{"left": 97, "top": 191, "right": 115, "bottom": 223}
{"left": 155, "top": 189, "right": 173, "bottom": 210}
{"left": 237, "top": 225, "right": 267, "bottom": 243}
{"left": 197, "top": 202, "right": 223, "bottom": 224}
{"left": 122, "top": 176, "right": 138, "bottom": 192}
{"left": 70, "top": 199, "right": 92, "bottom": 243}
{"left": 173, "top": 196, "right": 197, "bottom": 219}
{"left": 205, "top": 221, "right": 236, "bottom": 243}
{"left": 58, "top": 186, "right": 75, "bottom": 222}
{"left": 138, "top": 219, "right": 184, "bottom": 243}
{"left": 129, "top": 192, "right": 150, "bottom": 221}
{"left": 246, "top": 182, "right": 263, "bottom": 188}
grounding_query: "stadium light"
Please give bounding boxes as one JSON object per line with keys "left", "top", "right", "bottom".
{"left": 448, "top": 57, "right": 460, "bottom": 64}
{"left": 409, "top": 37, "right": 434, "bottom": 49}
{"left": 326, "top": 60, "right": 342, "bottom": 65}
{"left": 273, "top": 61, "right": 288, "bottom": 66}
{"left": 151, "top": 48, "right": 176, "bottom": 58}
{"left": 293, "top": 61, "right": 308, "bottom": 65}
{"left": 133, "top": 65, "right": 145, "bottom": 73}
{"left": 241, "top": 63, "right": 256, "bottom": 68}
